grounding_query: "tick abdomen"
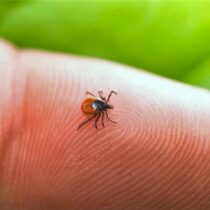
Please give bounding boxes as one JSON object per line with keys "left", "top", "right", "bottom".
{"left": 81, "top": 98, "right": 99, "bottom": 114}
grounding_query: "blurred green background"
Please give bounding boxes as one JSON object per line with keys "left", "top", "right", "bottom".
{"left": 1, "top": 0, "right": 210, "bottom": 89}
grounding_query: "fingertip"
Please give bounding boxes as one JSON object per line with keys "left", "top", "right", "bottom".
{"left": 1, "top": 40, "right": 210, "bottom": 209}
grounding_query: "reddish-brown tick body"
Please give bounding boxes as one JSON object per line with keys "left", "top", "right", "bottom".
{"left": 77, "top": 91, "right": 117, "bottom": 130}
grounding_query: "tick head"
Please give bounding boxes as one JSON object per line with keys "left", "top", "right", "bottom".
{"left": 93, "top": 99, "right": 114, "bottom": 111}
{"left": 106, "top": 104, "right": 113, "bottom": 109}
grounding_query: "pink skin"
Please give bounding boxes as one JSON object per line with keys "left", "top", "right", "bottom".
{"left": 1, "top": 39, "right": 210, "bottom": 210}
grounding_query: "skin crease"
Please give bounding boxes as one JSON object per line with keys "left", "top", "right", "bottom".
{"left": 0, "top": 39, "right": 210, "bottom": 210}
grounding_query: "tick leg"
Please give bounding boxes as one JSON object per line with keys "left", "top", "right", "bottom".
{"left": 95, "top": 113, "right": 101, "bottom": 129}
{"left": 106, "top": 90, "right": 117, "bottom": 103}
{"left": 98, "top": 91, "right": 106, "bottom": 101}
{"left": 101, "top": 112, "right": 105, "bottom": 127}
{"left": 77, "top": 114, "right": 97, "bottom": 131}
{"left": 86, "top": 91, "right": 96, "bottom": 97}
{"left": 106, "top": 111, "right": 117, "bottom": 124}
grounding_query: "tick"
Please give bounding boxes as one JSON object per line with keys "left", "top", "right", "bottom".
{"left": 77, "top": 90, "right": 117, "bottom": 130}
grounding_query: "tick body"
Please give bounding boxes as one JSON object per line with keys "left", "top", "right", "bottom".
{"left": 77, "top": 90, "right": 117, "bottom": 130}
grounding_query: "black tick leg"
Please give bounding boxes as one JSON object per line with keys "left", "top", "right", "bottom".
{"left": 106, "top": 111, "right": 117, "bottom": 124}
{"left": 98, "top": 91, "right": 106, "bottom": 101}
{"left": 95, "top": 113, "right": 101, "bottom": 129}
{"left": 77, "top": 114, "right": 97, "bottom": 131}
{"left": 101, "top": 111, "right": 105, "bottom": 127}
{"left": 106, "top": 90, "right": 117, "bottom": 103}
{"left": 86, "top": 91, "right": 96, "bottom": 97}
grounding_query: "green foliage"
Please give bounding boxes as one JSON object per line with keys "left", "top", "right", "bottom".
{"left": 0, "top": 0, "right": 210, "bottom": 89}
{"left": 185, "top": 58, "right": 210, "bottom": 89}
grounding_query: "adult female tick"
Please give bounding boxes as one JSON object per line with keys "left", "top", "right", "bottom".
{"left": 77, "top": 90, "right": 117, "bottom": 130}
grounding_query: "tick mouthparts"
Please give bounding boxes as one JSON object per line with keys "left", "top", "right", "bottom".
{"left": 107, "top": 104, "right": 114, "bottom": 109}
